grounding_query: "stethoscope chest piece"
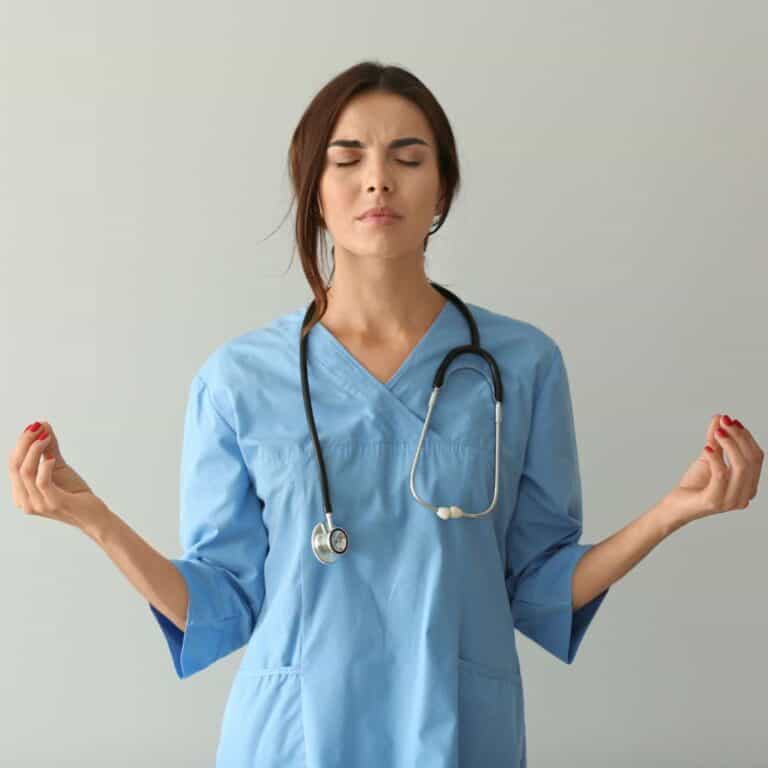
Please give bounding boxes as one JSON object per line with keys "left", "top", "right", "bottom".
{"left": 301, "top": 281, "right": 503, "bottom": 563}
{"left": 311, "top": 518, "right": 349, "bottom": 564}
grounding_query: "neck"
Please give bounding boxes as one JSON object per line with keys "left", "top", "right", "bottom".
{"left": 321, "top": 249, "right": 446, "bottom": 341}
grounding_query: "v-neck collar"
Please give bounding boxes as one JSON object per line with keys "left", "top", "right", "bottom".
{"left": 289, "top": 296, "right": 470, "bottom": 447}
{"left": 311, "top": 297, "right": 454, "bottom": 391}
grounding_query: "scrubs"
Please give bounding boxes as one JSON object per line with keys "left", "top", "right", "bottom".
{"left": 149, "top": 299, "right": 610, "bottom": 767}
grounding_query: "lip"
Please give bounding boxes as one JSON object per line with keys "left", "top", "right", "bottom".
{"left": 358, "top": 206, "right": 402, "bottom": 220}
{"left": 359, "top": 213, "right": 401, "bottom": 224}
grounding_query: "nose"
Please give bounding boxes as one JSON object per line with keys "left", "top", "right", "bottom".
{"left": 365, "top": 154, "right": 394, "bottom": 193}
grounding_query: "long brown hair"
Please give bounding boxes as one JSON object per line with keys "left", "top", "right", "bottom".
{"left": 283, "top": 61, "right": 461, "bottom": 338}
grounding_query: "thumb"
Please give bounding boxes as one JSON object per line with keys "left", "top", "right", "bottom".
{"left": 37, "top": 446, "right": 58, "bottom": 492}
{"left": 680, "top": 445, "right": 712, "bottom": 488}
{"left": 36, "top": 449, "right": 78, "bottom": 526}
{"left": 699, "top": 441, "right": 729, "bottom": 512}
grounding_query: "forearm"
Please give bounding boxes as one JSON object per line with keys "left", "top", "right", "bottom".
{"left": 79, "top": 502, "right": 189, "bottom": 633}
{"left": 572, "top": 502, "right": 685, "bottom": 611}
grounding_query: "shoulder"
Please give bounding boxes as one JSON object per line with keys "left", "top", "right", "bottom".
{"left": 463, "top": 300, "right": 562, "bottom": 376}
{"left": 198, "top": 306, "right": 301, "bottom": 378}
{"left": 188, "top": 304, "right": 305, "bottom": 422}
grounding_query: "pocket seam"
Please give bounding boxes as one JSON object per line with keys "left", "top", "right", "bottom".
{"left": 238, "top": 664, "right": 302, "bottom": 678}
{"left": 458, "top": 655, "right": 520, "bottom": 682}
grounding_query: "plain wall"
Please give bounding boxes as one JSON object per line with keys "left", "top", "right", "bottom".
{"left": 2, "top": 1, "right": 766, "bottom": 765}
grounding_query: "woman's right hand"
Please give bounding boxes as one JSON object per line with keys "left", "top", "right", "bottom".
{"left": 8, "top": 421, "right": 107, "bottom": 532}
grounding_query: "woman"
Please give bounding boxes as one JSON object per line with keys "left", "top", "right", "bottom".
{"left": 10, "top": 61, "right": 763, "bottom": 767}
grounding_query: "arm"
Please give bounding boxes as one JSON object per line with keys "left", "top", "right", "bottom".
{"left": 80, "top": 502, "right": 189, "bottom": 632}
{"left": 572, "top": 412, "right": 765, "bottom": 611}
{"left": 571, "top": 501, "right": 682, "bottom": 611}
{"left": 505, "top": 343, "right": 611, "bottom": 665}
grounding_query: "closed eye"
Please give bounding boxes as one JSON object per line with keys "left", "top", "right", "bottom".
{"left": 335, "top": 160, "right": 421, "bottom": 167}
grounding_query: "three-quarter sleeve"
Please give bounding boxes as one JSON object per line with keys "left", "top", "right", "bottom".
{"left": 149, "top": 373, "right": 269, "bottom": 679}
{"left": 505, "top": 343, "right": 609, "bottom": 664}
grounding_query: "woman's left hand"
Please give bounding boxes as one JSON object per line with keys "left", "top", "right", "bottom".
{"left": 660, "top": 413, "right": 764, "bottom": 528}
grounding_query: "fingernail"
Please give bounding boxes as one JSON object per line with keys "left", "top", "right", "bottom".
{"left": 35, "top": 430, "right": 48, "bottom": 441}
{"left": 722, "top": 415, "right": 733, "bottom": 426}
{"left": 705, "top": 445, "right": 714, "bottom": 453}
{"left": 26, "top": 422, "right": 41, "bottom": 432}
{"left": 716, "top": 427, "right": 727, "bottom": 437}
{"left": 733, "top": 419, "right": 744, "bottom": 429}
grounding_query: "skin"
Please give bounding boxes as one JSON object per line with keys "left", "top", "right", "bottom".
{"left": 572, "top": 413, "right": 764, "bottom": 610}
{"left": 8, "top": 94, "right": 763, "bottom": 549}
{"left": 8, "top": 415, "right": 762, "bottom": 537}
{"left": 663, "top": 414, "right": 763, "bottom": 521}
{"left": 9, "top": 421, "right": 104, "bottom": 530}
{"left": 317, "top": 89, "right": 448, "bottom": 345}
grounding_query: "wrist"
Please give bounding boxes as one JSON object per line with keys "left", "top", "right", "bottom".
{"left": 652, "top": 497, "right": 691, "bottom": 538}
{"left": 78, "top": 498, "right": 114, "bottom": 545}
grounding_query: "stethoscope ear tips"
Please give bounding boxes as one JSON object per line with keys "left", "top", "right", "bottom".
{"left": 436, "top": 505, "right": 465, "bottom": 520}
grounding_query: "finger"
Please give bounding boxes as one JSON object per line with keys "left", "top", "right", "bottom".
{"left": 706, "top": 414, "right": 724, "bottom": 459}
{"left": 9, "top": 422, "right": 47, "bottom": 509}
{"left": 728, "top": 416, "right": 764, "bottom": 500}
{"left": 719, "top": 415, "right": 753, "bottom": 459}
{"left": 36, "top": 446, "right": 59, "bottom": 503}
{"left": 36, "top": 420, "right": 64, "bottom": 463}
{"left": 730, "top": 416, "right": 761, "bottom": 453}
{"left": 701, "top": 446, "right": 729, "bottom": 513}
{"left": 712, "top": 425, "right": 749, "bottom": 509}
{"left": 19, "top": 427, "right": 52, "bottom": 514}
{"left": 36, "top": 450, "right": 74, "bottom": 525}
{"left": 720, "top": 415, "right": 757, "bottom": 504}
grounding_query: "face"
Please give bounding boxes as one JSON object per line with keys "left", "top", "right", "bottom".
{"left": 318, "top": 90, "right": 444, "bottom": 262}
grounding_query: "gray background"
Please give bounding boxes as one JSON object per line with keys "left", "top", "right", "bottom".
{"left": 2, "top": 1, "right": 766, "bottom": 765}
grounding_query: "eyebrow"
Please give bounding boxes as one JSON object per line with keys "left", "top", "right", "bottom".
{"left": 326, "top": 136, "right": 429, "bottom": 150}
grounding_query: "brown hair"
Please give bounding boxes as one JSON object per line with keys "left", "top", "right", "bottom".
{"left": 282, "top": 60, "right": 461, "bottom": 338}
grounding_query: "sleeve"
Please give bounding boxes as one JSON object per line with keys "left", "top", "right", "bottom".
{"left": 505, "top": 343, "right": 609, "bottom": 664}
{"left": 148, "top": 373, "right": 269, "bottom": 679}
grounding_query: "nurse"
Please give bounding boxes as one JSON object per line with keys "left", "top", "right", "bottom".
{"left": 10, "top": 61, "right": 763, "bottom": 767}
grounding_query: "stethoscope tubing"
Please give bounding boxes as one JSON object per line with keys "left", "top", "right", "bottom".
{"left": 300, "top": 281, "right": 504, "bottom": 563}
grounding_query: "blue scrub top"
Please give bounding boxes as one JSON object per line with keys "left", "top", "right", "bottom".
{"left": 149, "top": 298, "right": 610, "bottom": 767}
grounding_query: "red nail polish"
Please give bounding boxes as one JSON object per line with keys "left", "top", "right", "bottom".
{"left": 705, "top": 445, "right": 714, "bottom": 453}
{"left": 26, "top": 422, "right": 41, "bottom": 432}
{"left": 722, "top": 415, "right": 733, "bottom": 426}
{"left": 716, "top": 427, "right": 727, "bottom": 437}
{"left": 733, "top": 419, "right": 744, "bottom": 429}
{"left": 36, "top": 430, "right": 48, "bottom": 441}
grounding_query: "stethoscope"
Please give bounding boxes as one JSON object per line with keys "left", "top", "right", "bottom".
{"left": 300, "top": 281, "right": 504, "bottom": 564}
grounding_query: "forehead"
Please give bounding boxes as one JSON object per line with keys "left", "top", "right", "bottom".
{"left": 329, "top": 91, "right": 432, "bottom": 143}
